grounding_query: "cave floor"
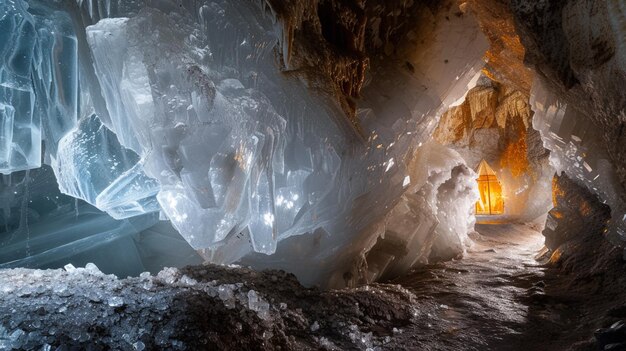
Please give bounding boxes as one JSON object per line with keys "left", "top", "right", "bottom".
{"left": 2, "top": 222, "right": 625, "bottom": 350}
{"left": 387, "top": 223, "right": 600, "bottom": 351}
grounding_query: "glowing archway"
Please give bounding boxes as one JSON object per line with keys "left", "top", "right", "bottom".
{"left": 475, "top": 160, "right": 504, "bottom": 215}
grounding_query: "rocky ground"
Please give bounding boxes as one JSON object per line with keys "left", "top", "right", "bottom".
{"left": 388, "top": 223, "right": 547, "bottom": 350}
{"left": 0, "top": 263, "right": 418, "bottom": 350}
{"left": 391, "top": 223, "right": 626, "bottom": 351}
{"left": 2, "top": 222, "right": 625, "bottom": 350}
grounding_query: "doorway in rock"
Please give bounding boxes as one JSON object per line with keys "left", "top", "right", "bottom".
{"left": 475, "top": 159, "right": 504, "bottom": 215}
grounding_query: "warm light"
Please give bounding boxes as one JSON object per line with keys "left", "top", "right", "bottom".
{"left": 475, "top": 160, "right": 505, "bottom": 215}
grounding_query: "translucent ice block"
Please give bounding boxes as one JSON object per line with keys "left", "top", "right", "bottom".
{"left": 52, "top": 115, "right": 160, "bottom": 219}
{"left": 0, "top": 1, "right": 40, "bottom": 174}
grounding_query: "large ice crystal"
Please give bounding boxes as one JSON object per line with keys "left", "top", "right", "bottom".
{"left": 1, "top": 0, "right": 489, "bottom": 286}
{"left": 0, "top": 1, "right": 40, "bottom": 174}
{"left": 0, "top": 1, "right": 79, "bottom": 174}
{"left": 370, "top": 142, "right": 479, "bottom": 282}
{"left": 0, "top": 165, "right": 201, "bottom": 276}
{"left": 52, "top": 114, "right": 160, "bottom": 219}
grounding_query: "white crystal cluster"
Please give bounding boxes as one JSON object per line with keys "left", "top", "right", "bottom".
{"left": 1, "top": 0, "right": 488, "bottom": 286}
{"left": 531, "top": 76, "right": 626, "bottom": 242}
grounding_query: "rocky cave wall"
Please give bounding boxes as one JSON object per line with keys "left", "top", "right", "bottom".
{"left": 465, "top": 0, "right": 625, "bottom": 250}
{"left": 258, "top": 0, "right": 453, "bottom": 136}
{"left": 510, "top": 0, "right": 626, "bottom": 194}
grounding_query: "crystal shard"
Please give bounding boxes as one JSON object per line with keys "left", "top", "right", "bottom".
{"left": 52, "top": 115, "right": 159, "bottom": 219}
{"left": 0, "top": 1, "right": 39, "bottom": 174}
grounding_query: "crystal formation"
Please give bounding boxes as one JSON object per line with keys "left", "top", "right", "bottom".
{"left": 0, "top": 0, "right": 489, "bottom": 287}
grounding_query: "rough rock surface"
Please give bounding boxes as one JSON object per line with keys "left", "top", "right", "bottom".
{"left": 509, "top": 0, "right": 626, "bottom": 198}
{"left": 0, "top": 264, "right": 417, "bottom": 350}
{"left": 261, "top": 0, "right": 460, "bottom": 135}
{"left": 467, "top": 0, "right": 534, "bottom": 93}
{"left": 434, "top": 76, "right": 533, "bottom": 162}
{"left": 544, "top": 173, "right": 612, "bottom": 253}
{"left": 536, "top": 173, "right": 626, "bottom": 351}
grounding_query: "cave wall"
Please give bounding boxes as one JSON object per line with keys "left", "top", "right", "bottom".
{"left": 545, "top": 173, "right": 611, "bottom": 254}
{"left": 258, "top": 0, "right": 451, "bottom": 137}
{"left": 466, "top": 0, "right": 625, "bottom": 246}
{"left": 467, "top": 0, "right": 534, "bottom": 93}
{"left": 509, "top": 0, "right": 626, "bottom": 199}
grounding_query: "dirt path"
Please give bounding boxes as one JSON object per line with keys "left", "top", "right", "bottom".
{"left": 387, "top": 223, "right": 560, "bottom": 350}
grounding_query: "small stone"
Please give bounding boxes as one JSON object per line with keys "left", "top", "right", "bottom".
{"left": 79, "top": 332, "right": 91, "bottom": 342}
{"left": 31, "top": 319, "right": 42, "bottom": 329}
{"left": 157, "top": 267, "right": 180, "bottom": 284}
{"left": 179, "top": 275, "right": 197, "bottom": 286}
{"left": 107, "top": 296, "right": 124, "bottom": 308}
{"left": 85, "top": 263, "right": 101, "bottom": 274}
{"left": 9, "top": 329, "right": 25, "bottom": 342}
{"left": 605, "top": 343, "right": 626, "bottom": 351}
{"left": 133, "top": 341, "right": 146, "bottom": 351}
{"left": 247, "top": 290, "right": 270, "bottom": 320}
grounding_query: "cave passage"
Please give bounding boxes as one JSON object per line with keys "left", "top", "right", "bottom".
{"left": 391, "top": 223, "right": 548, "bottom": 349}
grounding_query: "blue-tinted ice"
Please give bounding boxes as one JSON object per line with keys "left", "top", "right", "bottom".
{"left": 1, "top": 0, "right": 498, "bottom": 286}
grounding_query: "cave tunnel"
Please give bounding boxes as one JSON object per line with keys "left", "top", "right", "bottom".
{"left": 0, "top": 0, "right": 625, "bottom": 350}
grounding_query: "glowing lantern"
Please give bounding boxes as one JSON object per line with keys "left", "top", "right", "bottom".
{"left": 475, "top": 160, "right": 504, "bottom": 215}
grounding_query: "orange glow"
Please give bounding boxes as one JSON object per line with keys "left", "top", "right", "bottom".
{"left": 551, "top": 176, "right": 565, "bottom": 206}
{"left": 579, "top": 200, "right": 592, "bottom": 217}
{"left": 549, "top": 249, "right": 562, "bottom": 264}
{"left": 475, "top": 160, "right": 505, "bottom": 215}
{"left": 551, "top": 210, "right": 564, "bottom": 219}
{"left": 499, "top": 133, "right": 529, "bottom": 178}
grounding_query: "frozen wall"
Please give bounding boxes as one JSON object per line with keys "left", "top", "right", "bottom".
{"left": 0, "top": 165, "right": 202, "bottom": 276}
{"left": 0, "top": 1, "right": 79, "bottom": 174}
{"left": 1, "top": 0, "right": 488, "bottom": 287}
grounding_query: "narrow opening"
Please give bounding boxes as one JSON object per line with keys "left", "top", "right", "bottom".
{"left": 475, "top": 159, "right": 504, "bottom": 215}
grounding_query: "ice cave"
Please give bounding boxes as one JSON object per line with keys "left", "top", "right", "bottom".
{"left": 0, "top": 0, "right": 624, "bottom": 349}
